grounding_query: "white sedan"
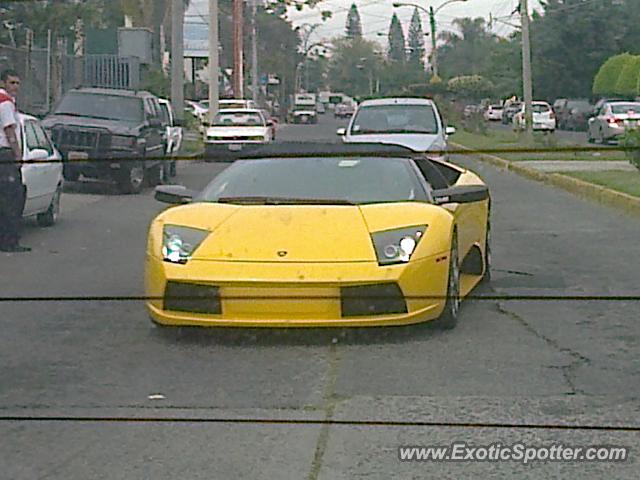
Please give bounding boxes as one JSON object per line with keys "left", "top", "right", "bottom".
{"left": 20, "top": 113, "right": 64, "bottom": 226}
{"left": 513, "top": 102, "right": 556, "bottom": 132}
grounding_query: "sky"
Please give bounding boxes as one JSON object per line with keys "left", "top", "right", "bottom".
{"left": 184, "top": 0, "right": 543, "bottom": 54}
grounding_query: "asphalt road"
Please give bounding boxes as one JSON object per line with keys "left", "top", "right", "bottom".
{"left": 1, "top": 114, "right": 640, "bottom": 479}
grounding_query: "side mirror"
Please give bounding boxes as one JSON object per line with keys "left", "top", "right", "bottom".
{"left": 432, "top": 185, "right": 490, "bottom": 205}
{"left": 148, "top": 117, "right": 162, "bottom": 128}
{"left": 26, "top": 148, "right": 50, "bottom": 161}
{"left": 155, "top": 185, "right": 196, "bottom": 204}
{"left": 445, "top": 126, "right": 457, "bottom": 136}
{"left": 336, "top": 128, "right": 346, "bottom": 136}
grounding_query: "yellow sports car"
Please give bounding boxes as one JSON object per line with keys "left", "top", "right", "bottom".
{"left": 145, "top": 143, "right": 490, "bottom": 330}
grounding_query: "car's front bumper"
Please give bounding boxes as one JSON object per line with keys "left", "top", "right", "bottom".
{"left": 145, "top": 254, "right": 449, "bottom": 328}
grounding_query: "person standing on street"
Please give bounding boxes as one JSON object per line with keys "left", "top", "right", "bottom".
{"left": 0, "top": 69, "right": 30, "bottom": 252}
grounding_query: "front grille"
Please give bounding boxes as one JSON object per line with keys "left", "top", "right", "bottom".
{"left": 340, "top": 283, "right": 408, "bottom": 317}
{"left": 163, "top": 281, "right": 221, "bottom": 315}
{"left": 51, "top": 127, "right": 110, "bottom": 152}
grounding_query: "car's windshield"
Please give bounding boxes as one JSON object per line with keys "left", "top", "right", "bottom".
{"left": 610, "top": 103, "right": 640, "bottom": 114}
{"left": 54, "top": 93, "right": 144, "bottom": 122}
{"left": 350, "top": 104, "right": 439, "bottom": 135}
{"left": 199, "top": 157, "right": 428, "bottom": 204}
{"left": 532, "top": 103, "right": 551, "bottom": 113}
{"left": 213, "top": 111, "right": 265, "bottom": 127}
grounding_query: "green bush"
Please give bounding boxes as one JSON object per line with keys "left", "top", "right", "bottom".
{"left": 614, "top": 55, "right": 640, "bottom": 97}
{"left": 593, "top": 53, "right": 634, "bottom": 96}
{"left": 447, "top": 75, "right": 495, "bottom": 101}
{"left": 623, "top": 128, "right": 640, "bottom": 171}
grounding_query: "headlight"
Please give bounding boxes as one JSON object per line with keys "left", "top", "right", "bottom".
{"left": 162, "top": 225, "right": 209, "bottom": 264}
{"left": 371, "top": 226, "right": 426, "bottom": 266}
{"left": 111, "top": 135, "right": 136, "bottom": 149}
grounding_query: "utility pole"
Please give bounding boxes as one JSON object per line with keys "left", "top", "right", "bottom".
{"left": 520, "top": 0, "right": 533, "bottom": 136}
{"left": 251, "top": 0, "right": 259, "bottom": 103}
{"left": 232, "top": 0, "right": 244, "bottom": 99}
{"left": 428, "top": 6, "right": 438, "bottom": 78}
{"left": 171, "top": 0, "right": 185, "bottom": 121}
{"left": 208, "top": 0, "right": 219, "bottom": 124}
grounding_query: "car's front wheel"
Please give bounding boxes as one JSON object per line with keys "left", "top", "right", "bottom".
{"left": 434, "top": 230, "right": 460, "bottom": 330}
{"left": 116, "top": 162, "right": 145, "bottom": 194}
{"left": 37, "top": 183, "right": 62, "bottom": 227}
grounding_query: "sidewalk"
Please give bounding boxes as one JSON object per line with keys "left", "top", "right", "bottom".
{"left": 518, "top": 161, "right": 635, "bottom": 173}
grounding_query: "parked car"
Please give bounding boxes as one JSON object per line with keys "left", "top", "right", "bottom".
{"left": 513, "top": 101, "right": 556, "bottom": 132}
{"left": 587, "top": 101, "right": 640, "bottom": 144}
{"left": 338, "top": 97, "right": 456, "bottom": 159}
{"left": 260, "top": 109, "right": 279, "bottom": 140}
{"left": 483, "top": 104, "right": 503, "bottom": 121}
{"left": 334, "top": 102, "right": 355, "bottom": 119}
{"left": 316, "top": 102, "right": 326, "bottom": 114}
{"left": 204, "top": 109, "right": 273, "bottom": 162}
{"left": 43, "top": 87, "right": 168, "bottom": 194}
{"left": 158, "top": 98, "right": 183, "bottom": 178}
{"left": 554, "top": 98, "right": 592, "bottom": 131}
{"left": 501, "top": 101, "right": 522, "bottom": 125}
{"left": 19, "top": 113, "right": 64, "bottom": 226}
{"left": 463, "top": 104, "right": 481, "bottom": 118}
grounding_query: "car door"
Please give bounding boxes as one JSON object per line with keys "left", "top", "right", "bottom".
{"left": 32, "top": 120, "right": 61, "bottom": 207}
{"left": 21, "top": 120, "right": 50, "bottom": 216}
{"left": 143, "top": 98, "right": 165, "bottom": 162}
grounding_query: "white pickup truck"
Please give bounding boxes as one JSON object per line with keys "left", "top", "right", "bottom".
{"left": 290, "top": 93, "right": 318, "bottom": 124}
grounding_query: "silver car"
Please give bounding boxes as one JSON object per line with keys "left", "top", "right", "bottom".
{"left": 338, "top": 98, "right": 455, "bottom": 159}
{"left": 588, "top": 101, "right": 640, "bottom": 144}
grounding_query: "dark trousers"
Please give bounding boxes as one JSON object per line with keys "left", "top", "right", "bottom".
{"left": 0, "top": 149, "right": 25, "bottom": 247}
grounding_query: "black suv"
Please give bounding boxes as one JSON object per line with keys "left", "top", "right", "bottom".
{"left": 43, "top": 88, "right": 168, "bottom": 193}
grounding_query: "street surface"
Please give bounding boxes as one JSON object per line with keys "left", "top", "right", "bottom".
{"left": 1, "top": 114, "right": 640, "bottom": 478}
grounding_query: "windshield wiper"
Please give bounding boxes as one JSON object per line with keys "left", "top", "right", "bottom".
{"left": 217, "top": 196, "right": 355, "bottom": 205}
{"left": 55, "top": 112, "right": 117, "bottom": 121}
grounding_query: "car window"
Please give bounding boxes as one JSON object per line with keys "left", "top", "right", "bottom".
{"left": 351, "top": 105, "right": 439, "bottom": 135}
{"left": 199, "top": 157, "right": 429, "bottom": 204}
{"left": 610, "top": 103, "right": 640, "bottom": 114}
{"left": 158, "top": 103, "right": 171, "bottom": 125}
{"left": 24, "top": 121, "right": 39, "bottom": 151}
{"left": 32, "top": 121, "right": 54, "bottom": 155}
{"left": 54, "top": 92, "right": 144, "bottom": 122}
{"left": 213, "top": 111, "right": 265, "bottom": 126}
{"left": 532, "top": 104, "right": 551, "bottom": 113}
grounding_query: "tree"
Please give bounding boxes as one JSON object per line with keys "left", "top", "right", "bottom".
{"left": 345, "top": 3, "right": 363, "bottom": 40}
{"left": 614, "top": 55, "right": 640, "bottom": 97}
{"left": 437, "top": 18, "right": 496, "bottom": 80}
{"left": 327, "top": 37, "right": 381, "bottom": 97}
{"left": 407, "top": 8, "right": 425, "bottom": 70}
{"left": 387, "top": 13, "right": 406, "bottom": 64}
{"left": 531, "top": 0, "right": 640, "bottom": 100}
{"left": 593, "top": 53, "right": 634, "bottom": 96}
{"left": 447, "top": 75, "right": 495, "bottom": 100}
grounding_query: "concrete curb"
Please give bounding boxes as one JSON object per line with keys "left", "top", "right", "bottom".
{"left": 451, "top": 141, "right": 640, "bottom": 217}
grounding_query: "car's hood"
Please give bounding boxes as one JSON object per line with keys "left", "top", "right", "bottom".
{"left": 156, "top": 202, "right": 452, "bottom": 263}
{"left": 205, "top": 126, "right": 268, "bottom": 137}
{"left": 42, "top": 115, "right": 140, "bottom": 135}
{"left": 344, "top": 134, "right": 440, "bottom": 152}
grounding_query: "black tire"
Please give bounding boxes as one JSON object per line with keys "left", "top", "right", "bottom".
{"left": 148, "top": 163, "right": 166, "bottom": 187}
{"left": 434, "top": 230, "right": 460, "bottom": 330}
{"left": 116, "top": 163, "right": 145, "bottom": 194}
{"left": 37, "top": 183, "right": 61, "bottom": 227}
{"left": 481, "top": 218, "right": 492, "bottom": 284}
{"left": 63, "top": 165, "right": 80, "bottom": 182}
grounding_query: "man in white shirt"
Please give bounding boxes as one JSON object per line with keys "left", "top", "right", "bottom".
{"left": 0, "top": 68, "right": 29, "bottom": 252}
